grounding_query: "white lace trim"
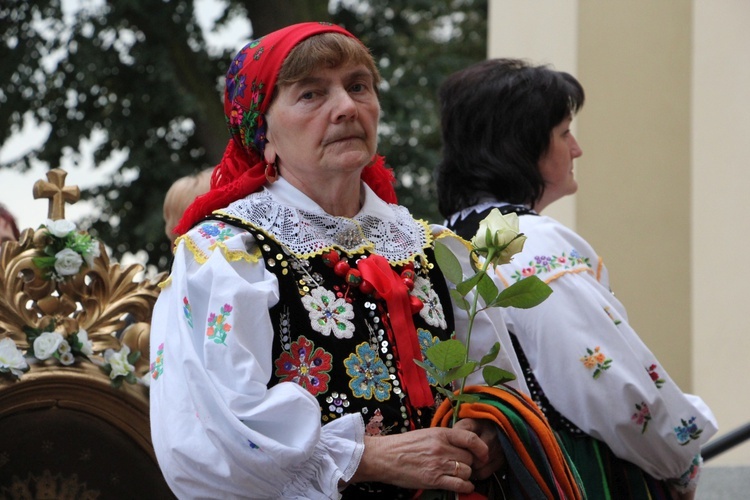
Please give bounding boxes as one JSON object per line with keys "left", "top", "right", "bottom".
{"left": 216, "top": 190, "right": 432, "bottom": 264}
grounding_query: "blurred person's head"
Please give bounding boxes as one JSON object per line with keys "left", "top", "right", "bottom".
{"left": 163, "top": 169, "right": 213, "bottom": 243}
{"left": 0, "top": 203, "right": 20, "bottom": 243}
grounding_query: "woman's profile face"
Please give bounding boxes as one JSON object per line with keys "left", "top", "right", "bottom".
{"left": 262, "top": 62, "right": 380, "bottom": 187}
{"left": 537, "top": 116, "right": 582, "bottom": 207}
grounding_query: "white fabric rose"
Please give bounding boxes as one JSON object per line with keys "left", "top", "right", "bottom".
{"left": 57, "top": 339, "right": 71, "bottom": 354}
{"left": 45, "top": 219, "right": 76, "bottom": 238}
{"left": 75, "top": 329, "right": 94, "bottom": 357}
{"left": 34, "top": 331, "right": 64, "bottom": 360}
{"left": 0, "top": 337, "right": 28, "bottom": 376}
{"left": 59, "top": 351, "right": 75, "bottom": 366}
{"left": 54, "top": 248, "right": 83, "bottom": 276}
{"left": 104, "top": 345, "right": 135, "bottom": 380}
{"left": 471, "top": 209, "right": 527, "bottom": 265}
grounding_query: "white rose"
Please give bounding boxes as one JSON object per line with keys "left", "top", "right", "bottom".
{"left": 57, "top": 339, "right": 71, "bottom": 354}
{"left": 34, "top": 331, "right": 64, "bottom": 360}
{"left": 0, "top": 337, "right": 28, "bottom": 376}
{"left": 81, "top": 242, "right": 101, "bottom": 268}
{"left": 45, "top": 219, "right": 76, "bottom": 238}
{"left": 75, "top": 329, "right": 94, "bottom": 357}
{"left": 59, "top": 351, "right": 75, "bottom": 366}
{"left": 471, "top": 209, "right": 527, "bottom": 265}
{"left": 54, "top": 248, "right": 83, "bottom": 276}
{"left": 104, "top": 345, "right": 135, "bottom": 380}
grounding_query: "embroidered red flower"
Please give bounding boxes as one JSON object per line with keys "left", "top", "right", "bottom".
{"left": 275, "top": 336, "right": 332, "bottom": 396}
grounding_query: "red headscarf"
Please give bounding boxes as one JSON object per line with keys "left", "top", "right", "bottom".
{"left": 175, "top": 22, "right": 397, "bottom": 235}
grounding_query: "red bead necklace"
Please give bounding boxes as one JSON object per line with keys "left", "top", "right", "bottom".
{"left": 321, "top": 249, "right": 424, "bottom": 314}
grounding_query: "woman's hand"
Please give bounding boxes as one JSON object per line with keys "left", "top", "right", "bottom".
{"left": 349, "top": 427, "right": 490, "bottom": 493}
{"left": 453, "top": 418, "right": 506, "bottom": 480}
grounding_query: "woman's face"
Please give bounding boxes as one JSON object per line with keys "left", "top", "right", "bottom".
{"left": 263, "top": 62, "right": 380, "bottom": 185}
{"left": 537, "top": 116, "right": 583, "bottom": 208}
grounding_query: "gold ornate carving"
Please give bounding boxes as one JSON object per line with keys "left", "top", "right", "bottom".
{"left": 0, "top": 167, "right": 165, "bottom": 389}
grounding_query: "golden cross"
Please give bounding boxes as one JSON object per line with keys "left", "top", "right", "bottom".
{"left": 33, "top": 168, "right": 81, "bottom": 221}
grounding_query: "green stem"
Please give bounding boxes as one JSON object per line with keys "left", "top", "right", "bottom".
{"left": 451, "top": 248, "right": 496, "bottom": 425}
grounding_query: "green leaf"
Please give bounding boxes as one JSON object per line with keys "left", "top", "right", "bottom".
{"left": 449, "top": 289, "right": 470, "bottom": 311}
{"left": 32, "top": 256, "right": 56, "bottom": 269}
{"left": 425, "top": 339, "right": 466, "bottom": 371}
{"left": 456, "top": 272, "right": 482, "bottom": 296}
{"left": 453, "top": 393, "right": 481, "bottom": 404}
{"left": 479, "top": 342, "right": 501, "bottom": 366}
{"left": 446, "top": 361, "right": 478, "bottom": 382}
{"left": 128, "top": 350, "right": 142, "bottom": 364}
{"left": 482, "top": 365, "right": 517, "bottom": 386}
{"left": 476, "top": 273, "right": 498, "bottom": 305}
{"left": 435, "top": 386, "right": 457, "bottom": 400}
{"left": 491, "top": 275, "right": 552, "bottom": 309}
{"left": 433, "top": 240, "right": 463, "bottom": 285}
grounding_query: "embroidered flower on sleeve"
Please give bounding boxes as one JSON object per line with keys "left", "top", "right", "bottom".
{"left": 631, "top": 401, "right": 652, "bottom": 433}
{"left": 646, "top": 363, "right": 665, "bottom": 388}
{"left": 411, "top": 276, "right": 447, "bottom": 329}
{"left": 344, "top": 342, "right": 392, "bottom": 401}
{"left": 206, "top": 304, "right": 233, "bottom": 345}
{"left": 198, "top": 221, "right": 234, "bottom": 244}
{"left": 417, "top": 329, "right": 442, "bottom": 386}
{"left": 274, "top": 336, "right": 332, "bottom": 396}
{"left": 302, "top": 287, "right": 355, "bottom": 339}
{"left": 580, "top": 346, "right": 612, "bottom": 379}
{"left": 674, "top": 416, "right": 703, "bottom": 445}
{"left": 151, "top": 343, "right": 164, "bottom": 381}
{"left": 183, "top": 297, "right": 193, "bottom": 328}
{"left": 604, "top": 306, "right": 622, "bottom": 325}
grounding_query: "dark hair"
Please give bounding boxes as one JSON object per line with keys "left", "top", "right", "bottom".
{"left": 435, "top": 58, "right": 584, "bottom": 217}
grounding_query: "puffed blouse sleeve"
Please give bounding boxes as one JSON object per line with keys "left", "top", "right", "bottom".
{"left": 149, "top": 221, "right": 364, "bottom": 500}
{"left": 493, "top": 215, "right": 718, "bottom": 489}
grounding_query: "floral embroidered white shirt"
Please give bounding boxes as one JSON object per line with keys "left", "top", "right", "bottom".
{"left": 450, "top": 203, "right": 718, "bottom": 491}
{"left": 149, "top": 179, "right": 526, "bottom": 499}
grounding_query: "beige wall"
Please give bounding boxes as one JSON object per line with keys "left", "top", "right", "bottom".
{"left": 489, "top": 0, "right": 750, "bottom": 466}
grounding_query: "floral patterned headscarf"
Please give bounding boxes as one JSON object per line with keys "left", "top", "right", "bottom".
{"left": 175, "top": 22, "right": 396, "bottom": 235}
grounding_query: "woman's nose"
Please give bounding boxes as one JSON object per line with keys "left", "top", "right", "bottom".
{"left": 332, "top": 89, "right": 358, "bottom": 122}
{"left": 570, "top": 134, "right": 583, "bottom": 158}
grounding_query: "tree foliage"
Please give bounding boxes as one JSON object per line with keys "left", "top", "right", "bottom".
{"left": 1, "top": 0, "right": 486, "bottom": 270}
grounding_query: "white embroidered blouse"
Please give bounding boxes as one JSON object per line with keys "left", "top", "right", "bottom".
{"left": 149, "top": 179, "right": 526, "bottom": 499}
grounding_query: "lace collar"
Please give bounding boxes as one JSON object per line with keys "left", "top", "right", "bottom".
{"left": 216, "top": 178, "right": 432, "bottom": 264}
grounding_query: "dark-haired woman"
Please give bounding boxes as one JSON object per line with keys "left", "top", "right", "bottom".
{"left": 436, "top": 58, "right": 717, "bottom": 500}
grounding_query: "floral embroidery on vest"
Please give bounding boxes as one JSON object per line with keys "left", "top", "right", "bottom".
{"left": 345, "top": 342, "right": 392, "bottom": 401}
{"left": 302, "top": 287, "right": 355, "bottom": 339}
{"left": 274, "top": 335, "right": 333, "bottom": 396}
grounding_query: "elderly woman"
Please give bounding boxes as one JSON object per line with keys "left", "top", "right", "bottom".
{"left": 436, "top": 58, "right": 718, "bottom": 500}
{"left": 149, "top": 24, "right": 581, "bottom": 499}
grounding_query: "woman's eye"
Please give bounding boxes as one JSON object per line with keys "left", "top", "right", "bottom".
{"left": 301, "top": 91, "right": 314, "bottom": 100}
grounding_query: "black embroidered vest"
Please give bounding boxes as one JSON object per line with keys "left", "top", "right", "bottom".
{"left": 217, "top": 216, "right": 456, "bottom": 498}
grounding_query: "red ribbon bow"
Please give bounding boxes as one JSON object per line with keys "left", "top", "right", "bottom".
{"left": 358, "top": 254, "right": 434, "bottom": 408}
